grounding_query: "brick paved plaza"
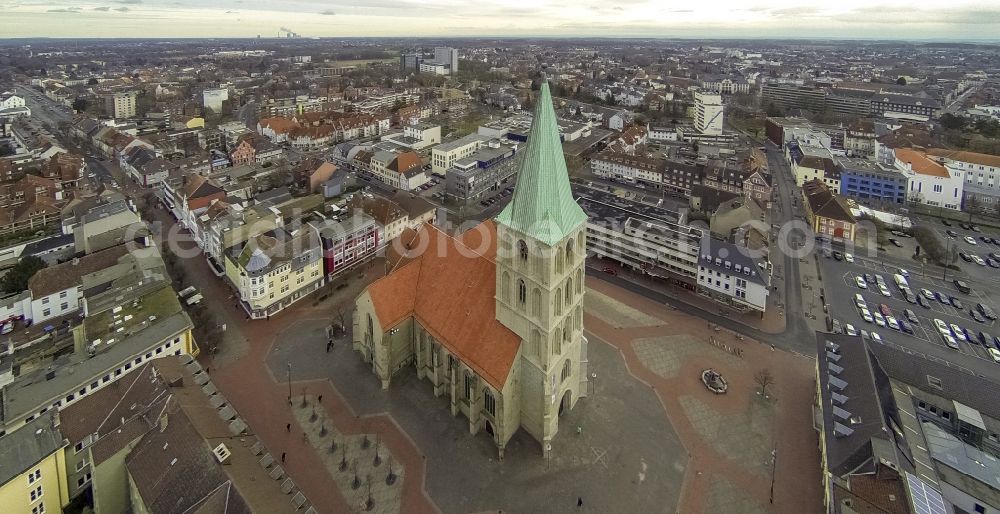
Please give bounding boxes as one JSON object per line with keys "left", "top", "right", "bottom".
{"left": 195, "top": 242, "right": 822, "bottom": 514}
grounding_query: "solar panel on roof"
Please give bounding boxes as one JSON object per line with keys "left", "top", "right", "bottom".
{"left": 833, "top": 422, "right": 854, "bottom": 437}
{"left": 906, "top": 472, "right": 947, "bottom": 514}
{"left": 827, "top": 350, "right": 842, "bottom": 362}
{"left": 832, "top": 406, "right": 852, "bottom": 421}
{"left": 831, "top": 392, "right": 848, "bottom": 405}
{"left": 829, "top": 375, "right": 848, "bottom": 390}
{"left": 829, "top": 363, "right": 844, "bottom": 375}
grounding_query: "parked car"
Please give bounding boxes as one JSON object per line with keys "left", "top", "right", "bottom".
{"left": 845, "top": 324, "right": 858, "bottom": 336}
{"left": 865, "top": 273, "right": 876, "bottom": 284}
{"left": 889, "top": 238, "right": 904, "bottom": 248}
{"left": 960, "top": 252, "right": 972, "bottom": 262}
{"left": 832, "top": 251, "right": 843, "bottom": 261}
{"left": 934, "top": 318, "right": 950, "bottom": 335}
{"left": 941, "top": 333, "right": 959, "bottom": 349}
{"left": 855, "top": 276, "right": 867, "bottom": 289}
{"left": 832, "top": 319, "right": 843, "bottom": 334}
{"left": 904, "top": 309, "right": 919, "bottom": 324}
{"left": 874, "top": 312, "right": 886, "bottom": 327}
{"left": 971, "top": 310, "right": 986, "bottom": 323}
{"left": 899, "top": 320, "right": 914, "bottom": 334}
{"left": 978, "top": 331, "right": 993, "bottom": 348}
{"left": 943, "top": 219, "right": 953, "bottom": 226}
{"left": 954, "top": 280, "right": 971, "bottom": 294}
{"left": 977, "top": 303, "right": 997, "bottom": 320}
{"left": 965, "top": 236, "right": 978, "bottom": 245}
{"left": 960, "top": 222, "right": 972, "bottom": 230}
{"left": 989, "top": 348, "right": 1000, "bottom": 364}
{"left": 935, "top": 291, "right": 949, "bottom": 304}
{"left": 917, "top": 295, "right": 929, "bottom": 308}
{"left": 886, "top": 316, "right": 900, "bottom": 331}
{"left": 878, "top": 284, "right": 891, "bottom": 297}
{"left": 860, "top": 308, "right": 874, "bottom": 323}
{"left": 879, "top": 304, "right": 893, "bottom": 317}
{"left": 920, "top": 288, "right": 935, "bottom": 300}
{"left": 951, "top": 323, "right": 967, "bottom": 341}
{"left": 854, "top": 294, "right": 867, "bottom": 310}
{"left": 871, "top": 332, "right": 884, "bottom": 344}
{"left": 845, "top": 253, "right": 855, "bottom": 263}
{"left": 946, "top": 229, "right": 958, "bottom": 237}
{"left": 950, "top": 296, "right": 964, "bottom": 310}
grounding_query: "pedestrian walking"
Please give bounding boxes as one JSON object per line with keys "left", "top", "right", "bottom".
{"left": 577, "top": 497, "right": 583, "bottom": 509}
{"left": 281, "top": 452, "right": 286, "bottom": 463}
{"left": 326, "top": 341, "right": 332, "bottom": 353}
{"left": 286, "top": 423, "right": 291, "bottom": 432}
{"left": 318, "top": 395, "right": 323, "bottom": 403}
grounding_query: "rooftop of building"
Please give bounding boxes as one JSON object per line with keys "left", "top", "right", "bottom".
{"left": 363, "top": 221, "right": 518, "bottom": 389}
{"left": 894, "top": 148, "right": 950, "bottom": 178}
{"left": 0, "top": 310, "right": 192, "bottom": 427}
{"left": 125, "top": 356, "right": 298, "bottom": 514}
{"left": 815, "top": 332, "right": 911, "bottom": 479}
{"left": 0, "top": 414, "right": 64, "bottom": 488}
{"left": 433, "top": 133, "right": 490, "bottom": 153}
{"left": 698, "top": 238, "right": 770, "bottom": 287}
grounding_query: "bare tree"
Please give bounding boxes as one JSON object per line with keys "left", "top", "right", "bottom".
{"left": 754, "top": 369, "right": 775, "bottom": 396}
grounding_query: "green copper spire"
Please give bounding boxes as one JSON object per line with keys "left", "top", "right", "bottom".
{"left": 495, "top": 81, "right": 588, "bottom": 246}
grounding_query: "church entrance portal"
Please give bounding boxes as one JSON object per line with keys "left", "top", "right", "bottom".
{"left": 558, "top": 390, "right": 572, "bottom": 416}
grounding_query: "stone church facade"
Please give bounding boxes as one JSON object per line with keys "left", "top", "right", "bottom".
{"left": 352, "top": 82, "right": 588, "bottom": 458}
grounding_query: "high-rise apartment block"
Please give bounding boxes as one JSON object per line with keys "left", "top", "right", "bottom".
{"left": 694, "top": 91, "right": 724, "bottom": 136}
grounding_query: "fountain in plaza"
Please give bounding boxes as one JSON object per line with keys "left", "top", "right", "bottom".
{"left": 701, "top": 368, "right": 728, "bottom": 394}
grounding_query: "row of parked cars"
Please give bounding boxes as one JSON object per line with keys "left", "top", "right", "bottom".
{"left": 479, "top": 186, "right": 515, "bottom": 207}
{"left": 932, "top": 317, "right": 1000, "bottom": 362}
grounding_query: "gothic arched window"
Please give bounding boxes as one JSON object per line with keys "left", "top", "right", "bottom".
{"left": 518, "top": 240, "right": 528, "bottom": 263}
{"left": 553, "top": 328, "right": 562, "bottom": 355}
{"left": 554, "top": 288, "right": 562, "bottom": 315}
{"left": 565, "top": 278, "right": 573, "bottom": 307}
{"left": 501, "top": 272, "right": 511, "bottom": 302}
{"left": 531, "top": 288, "right": 541, "bottom": 317}
{"left": 561, "top": 359, "right": 572, "bottom": 382}
{"left": 518, "top": 280, "right": 527, "bottom": 306}
{"left": 484, "top": 389, "right": 496, "bottom": 416}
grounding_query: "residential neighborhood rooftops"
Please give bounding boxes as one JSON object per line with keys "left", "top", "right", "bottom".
{"left": 27, "top": 244, "right": 130, "bottom": 298}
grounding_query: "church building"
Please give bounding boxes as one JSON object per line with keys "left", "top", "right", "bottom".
{"left": 352, "top": 82, "right": 589, "bottom": 458}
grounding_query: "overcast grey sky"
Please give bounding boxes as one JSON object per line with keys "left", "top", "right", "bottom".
{"left": 2, "top": 0, "right": 999, "bottom": 40}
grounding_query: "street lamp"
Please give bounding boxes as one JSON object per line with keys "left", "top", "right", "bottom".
{"left": 286, "top": 363, "right": 292, "bottom": 405}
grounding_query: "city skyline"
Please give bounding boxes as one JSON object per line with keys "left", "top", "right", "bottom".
{"left": 2, "top": 0, "right": 1000, "bottom": 40}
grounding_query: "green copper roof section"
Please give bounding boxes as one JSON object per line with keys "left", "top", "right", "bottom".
{"left": 495, "top": 81, "right": 588, "bottom": 246}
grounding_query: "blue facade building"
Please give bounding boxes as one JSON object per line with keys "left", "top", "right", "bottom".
{"left": 837, "top": 157, "right": 907, "bottom": 205}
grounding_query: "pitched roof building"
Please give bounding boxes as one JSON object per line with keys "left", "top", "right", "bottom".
{"left": 353, "top": 82, "right": 589, "bottom": 459}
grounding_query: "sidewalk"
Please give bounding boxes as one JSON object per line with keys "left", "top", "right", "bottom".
{"left": 590, "top": 262, "right": 787, "bottom": 334}
{"left": 153, "top": 204, "right": 438, "bottom": 513}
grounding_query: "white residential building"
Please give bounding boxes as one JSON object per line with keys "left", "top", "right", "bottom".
{"left": 696, "top": 239, "right": 770, "bottom": 313}
{"left": 895, "top": 148, "right": 964, "bottom": 210}
{"left": 103, "top": 91, "right": 137, "bottom": 119}
{"left": 430, "top": 133, "right": 489, "bottom": 174}
{"left": 694, "top": 91, "right": 724, "bottom": 136}
{"left": 202, "top": 88, "right": 229, "bottom": 114}
{"left": 0, "top": 93, "right": 26, "bottom": 111}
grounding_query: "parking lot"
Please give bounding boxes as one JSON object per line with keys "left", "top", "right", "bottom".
{"left": 822, "top": 250, "right": 1000, "bottom": 366}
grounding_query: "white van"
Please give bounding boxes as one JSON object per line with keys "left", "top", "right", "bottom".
{"left": 893, "top": 274, "right": 909, "bottom": 291}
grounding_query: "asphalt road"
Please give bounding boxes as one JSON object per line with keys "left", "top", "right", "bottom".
{"left": 16, "top": 84, "right": 72, "bottom": 128}
{"left": 763, "top": 143, "right": 814, "bottom": 346}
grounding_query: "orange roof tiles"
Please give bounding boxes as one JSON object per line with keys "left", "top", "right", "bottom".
{"left": 365, "top": 221, "right": 520, "bottom": 389}
{"left": 894, "top": 148, "right": 950, "bottom": 178}
{"left": 259, "top": 117, "right": 300, "bottom": 134}
{"left": 390, "top": 151, "right": 422, "bottom": 173}
{"left": 927, "top": 148, "right": 1000, "bottom": 169}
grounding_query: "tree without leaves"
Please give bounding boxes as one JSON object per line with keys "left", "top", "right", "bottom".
{"left": 754, "top": 369, "right": 775, "bottom": 395}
